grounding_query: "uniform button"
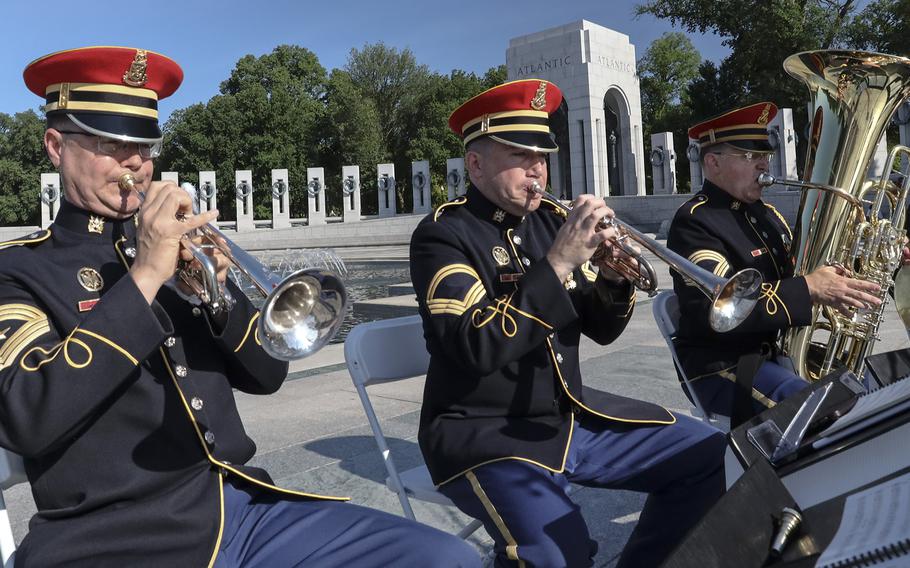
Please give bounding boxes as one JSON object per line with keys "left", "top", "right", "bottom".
{"left": 125, "top": 247, "right": 137, "bottom": 258}
{"left": 175, "top": 365, "right": 188, "bottom": 377}
{"left": 522, "top": 257, "right": 531, "bottom": 266}
{"left": 548, "top": 333, "right": 555, "bottom": 339}
{"left": 749, "top": 216, "right": 757, "bottom": 223}
{"left": 192, "top": 307, "right": 202, "bottom": 317}
{"left": 772, "top": 248, "right": 779, "bottom": 254}
{"left": 191, "top": 397, "right": 204, "bottom": 411}
{"left": 165, "top": 337, "right": 176, "bottom": 347}
{"left": 761, "top": 231, "right": 769, "bottom": 238}
{"left": 512, "top": 235, "right": 522, "bottom": 245}
{"left": 204, "top": 431, "right": 215, "bottom": 444}
{"left": 556, "top": 353, "right": 564, "bottom": 363}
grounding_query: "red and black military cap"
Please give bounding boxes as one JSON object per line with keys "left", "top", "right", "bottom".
{"left": 23, "top": 46, "right": 183, "bottom": 144}
{"left": 448, "top": 79, "right": 563, "bottom": 153}
{"left": 688, "top": 102, "right": 778, "bottom": 152}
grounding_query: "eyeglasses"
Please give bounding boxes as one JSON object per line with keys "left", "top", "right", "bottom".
{"left": 711, "top": 151, "right": 774, "bottom": 164}
{"left": 57, "top": 130, "right": 162, "bottom": 159}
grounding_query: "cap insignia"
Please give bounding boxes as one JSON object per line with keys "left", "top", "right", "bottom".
{"left": 492, "top": 246, "right": 510, "bottom": 266}
{"left": 123, "top": 49, "right": 149, "bottom": 87}
{"left": 58, "top": 83, "right": 70, "bottom": 109}
{"left": 757, "top": 104, "right": 772, "bottom": 126}
{"left": 530, "top": 81, "right": 547, "bottom": 111}
{"left": 77, "top": 267, "right": 104, "bottom": 292}
{"left": 87, "top": 215, "right": 105, "bottom": 234}
{"left": 480, "top": 114, "right": 490, "bottom": 133}
{"left": 493, "top": 209, "right": 506, "bottom": 223}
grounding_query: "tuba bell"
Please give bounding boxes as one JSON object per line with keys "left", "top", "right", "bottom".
{"left": 119, "top": 173, "right": 348, "bottom": 361}
{"left": 763, "top": 50, "right": 910, "bottom": 379}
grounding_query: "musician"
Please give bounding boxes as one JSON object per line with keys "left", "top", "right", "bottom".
{"left": 0, "top": 46, "right": 479, "bottom": 567}
{"left": 409, "top": 79, "right": 727, "bottom": 568}
{"left": 667, "top": 102, "right": 882, "bottom": 420}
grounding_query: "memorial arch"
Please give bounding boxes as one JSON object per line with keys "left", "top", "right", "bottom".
{"left": 507, "top": 19, "right": 646, "bottom": 197}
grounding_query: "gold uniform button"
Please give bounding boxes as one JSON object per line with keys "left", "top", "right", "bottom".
{"left": 165, "top": 337, "right": 176, "bottom": 347}
{"left": 175, "top": 365, "right": 188, "bottom": 378}
{"left": 191, "top": 397, "right": 204, "bottom": 411}
{"left": 204, "top": 431, "right": 215, "bottom": 444}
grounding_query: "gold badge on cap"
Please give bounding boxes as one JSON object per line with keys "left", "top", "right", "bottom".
{"left": 87, "top": 215, "right": 105, "bottom": 234}
{"left": 492, "top": 246, "right": 510, "bottom": 266}
{"left": 757, "top": 103, "right": 772, "bottom": 125}
{"left": 530, "top": 81, "right": 547, "bottom": 111}
{"left": 77, "top": 268, "right": 104, "bottom": 292}
{"left": 123, "top": 49, "right": 149, "bottom": 87}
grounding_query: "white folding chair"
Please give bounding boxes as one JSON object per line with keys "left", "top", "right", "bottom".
{"left": 345, "top": 315, "right": 485, "bottom": 540}
{"left": 652, "top": 290, "right": 730, "bottom": 431}
{"left": 0, "top": 449, "right": 26, "bottom": 568}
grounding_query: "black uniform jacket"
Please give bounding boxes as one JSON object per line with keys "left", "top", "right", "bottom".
{"left": 666, "top": 180, "right": 813, "bottom": 384}
{"left": 410, "top": 185, "right": 675, "bottom": 486}
{"left": 0, "top": 201, "right": 344, "bottom": 568}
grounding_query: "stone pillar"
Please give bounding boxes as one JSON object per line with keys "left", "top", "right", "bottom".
{"left": 198, "top": 171, "right": 217, "bottom": 214}
{"left": 649, "top": 132, "right": 676, "bottom": 195}
{"left": 270, "top": 168, "right": 290, "bottom": 229}
{"left": 769, "top": 108, "right": 798, "bottom": 181}
{"left": 411, "top": 160, "right": 431, "bottom": 215}
{"left": 161, "top": 171, "right": 179, "bottom": 184}
{"left": 687, "top": 138, "right": 704, "bottom": 192}
{"left": 306, "top": 167, "right": 326, "bottom": 226}
{"left": 235, "top": 170, "right": 254, "bottom": 232}
{"left": 377, "top": 163, "right": 396, "bottom": 217}
{"left": 342, "top": 165, "right": 361, "bottom": 223}
{"left": 40, "top": 173, "right": 61, "bottom": 229}
{"left": 446, "top": 158, "right": 465, "bottom": 199}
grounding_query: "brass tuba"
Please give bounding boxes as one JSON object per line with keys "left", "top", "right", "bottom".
{"left": 762, "top": 50, "right": 910, "bottom": 379}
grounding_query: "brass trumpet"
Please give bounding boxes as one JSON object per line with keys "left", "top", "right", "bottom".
{"left": 119, "top": 173, "right": 348, "bottom": 360}
{"left": 530, "top": 182, "right": 762, "bottom": 332}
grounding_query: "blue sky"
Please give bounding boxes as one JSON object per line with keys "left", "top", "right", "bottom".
{"left": 2, "top": 0, "right": 741, "bottom": 121}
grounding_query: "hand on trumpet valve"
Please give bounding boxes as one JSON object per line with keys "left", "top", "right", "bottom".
{"left": 129, "top": 180, "right": 219, "bottom": 305}
{"left": 546, "top": 194, "right": 618, "bottom": 282}
{"left": 594, "top": 237, "right": 643, "bottom": 284}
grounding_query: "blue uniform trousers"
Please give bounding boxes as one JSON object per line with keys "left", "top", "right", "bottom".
{"left": 214, "top": 479, "right": 481, "bottom": 567}
{"left": 438, "top": 412, "right": 726, "bottom": 567}
{"left": 696, "top": 360, "right": 810, "bottom": 417}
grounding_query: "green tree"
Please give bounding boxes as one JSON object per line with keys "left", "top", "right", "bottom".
{"left": 845, "top": 0, "right": 910, "bottom": 55}
{"left": 638, "top": 32, "right": 700, "bottom": 126}
{"left": 0, "top": 111, "right": 52, "bottom": 224}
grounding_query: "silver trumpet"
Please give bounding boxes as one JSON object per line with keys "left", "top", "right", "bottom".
{"left": 119, "top": 173, "right": 348, "bottom": 360}
{"left": 530, "top": 182, "right": 762, "bottom": 332}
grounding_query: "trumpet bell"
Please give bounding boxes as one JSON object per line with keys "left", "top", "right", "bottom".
{"left": 710, "top": 268, "right": 762, "bottom": 332}
{"left": 259, "top": 268, "right": 349, "bottom": 361}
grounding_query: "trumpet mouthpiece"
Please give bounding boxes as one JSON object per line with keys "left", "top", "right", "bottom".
{"left": 757, "top": 172, "right": 776, "bottom": 187}
{"left": 118, "top": 173, "right": 136, "bottom": 192}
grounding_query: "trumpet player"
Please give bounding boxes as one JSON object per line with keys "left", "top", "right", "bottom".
{"left": 0, "top": 46, "right": 478, "bottom": 568}
{"left": 667, "top": 102, "right": 883, "bottom": 423}
{"left": 409, "top": 79, "right": 726, "bottom": 568}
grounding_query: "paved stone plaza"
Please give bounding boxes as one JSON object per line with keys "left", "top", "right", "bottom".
{"left": 4, "top": 246, "right": 908, "bottom": 567}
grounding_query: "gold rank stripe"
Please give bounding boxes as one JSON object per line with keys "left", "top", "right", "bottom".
{"left": 580, "top": 262, "right": 597, "bottom": 282}
{"left": 44, "top": 100, "right": 159, "bottom": 119}
{"left": 0, "top": 304, "right": 50, "bottom": 370}
{"left": 427, "top": 281, "right": 485, "bottom": 316}
{"left": 427, "top": 264, "right": 482, "bottom": 301}
{"left": 764, "top": 203, "right": 793, "bottom": 240}
{"left": 688, "top": 250, "right": 730, "bottom": 277}
{"left": 465, "top": 471, "right": 526, "bottom": 567}
{"left": 433, "top": 196, "right": 467, "bottom": 222}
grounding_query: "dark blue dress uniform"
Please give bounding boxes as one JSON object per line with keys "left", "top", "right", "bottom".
{"left": 667, "top": 102, "right": 813, "bottom": 418}
{"left": 667, "top": 185, "right": 812, "bottom": 415}
{"left": 410, "top": 185, "right": 726, "bottom": 567}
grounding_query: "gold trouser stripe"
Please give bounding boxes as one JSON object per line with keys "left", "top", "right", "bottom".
{"left": 718, "top": 369, "right": 776, "bottom": 408}
{"left": 44, "top": 100, "right": 159, "bottom": 119}
{"left": 465, "top": 471, "right": 526, "bottom": 567}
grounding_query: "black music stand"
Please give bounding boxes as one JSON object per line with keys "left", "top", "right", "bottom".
{"left": 865, "top": 347, "right": 910, "bottom": 388}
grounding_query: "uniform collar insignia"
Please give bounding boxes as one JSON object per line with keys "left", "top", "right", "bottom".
{"left": 87, "top": 215, "right": 105, "bottom": 234}
{"left": 730, "top": 200, "right": 741, "bottom": 210}
{"left": 493, "top": 209, "right": 506, "bottom": 223}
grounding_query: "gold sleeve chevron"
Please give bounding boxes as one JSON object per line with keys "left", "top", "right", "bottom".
{"left": 686, "top": 250, "right": 731, "bottom": 284}
{"left": 580, "top": 262, "right": 597, "bottom": 282}
{"left": 0, "top": 304, "right": 51, "bottom": 370}
{"left": 426, "top": 264, "right": 486, "bottom": 316}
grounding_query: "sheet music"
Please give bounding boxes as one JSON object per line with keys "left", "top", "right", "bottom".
{"left": 816, "top": 471, "right": 910, "bottom": 567}
{"left": 813, "top": 376, "right": 910, "bottom": 448}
